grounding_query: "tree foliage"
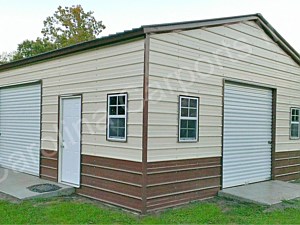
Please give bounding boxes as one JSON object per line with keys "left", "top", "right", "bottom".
{"left": 42, "top": 5, "right": 105, "bottom": 48}
{"left": 0, "top": 52, "right": 13, "bottom": 65}
{"left": 1, "top": 5, "right": 105, "bottom": 63}
{"left": 12, "top": 38, "right": 57, "bottom": 61}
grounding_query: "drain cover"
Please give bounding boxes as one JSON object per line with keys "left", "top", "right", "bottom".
{"left": 27, "top": 184, "right": 62, "bottom": 193}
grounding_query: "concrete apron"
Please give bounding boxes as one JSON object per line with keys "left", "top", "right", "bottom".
{"left": 219, "top": 180, "right": 300, "bottom": 205}
{"left": 0, "top": 168, "right": 74, "bottom": 200}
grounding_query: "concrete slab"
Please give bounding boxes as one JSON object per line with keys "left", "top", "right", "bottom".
{"left": 0, "top": 168, "right": 74, "bottom": 200}
{"left": 219, "top": 180, "right": 300, "bottom": 205}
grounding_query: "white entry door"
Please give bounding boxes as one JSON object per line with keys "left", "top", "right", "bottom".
{"left": 60, "top": 96, "right": 81, "bottom": 187}
{"left": 223, "top": 83, "right": 273, "bottom": 188}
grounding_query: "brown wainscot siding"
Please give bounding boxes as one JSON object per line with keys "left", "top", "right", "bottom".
{"left": 40, "top": 149, "right": 58, "bottom": 181}
{"left": 146, "top": 157, "right": 222, "bottom": 212}
{"left": 275, "top": 151, "right": 300, "bottom": 181}
{"left": 77, "top": 155, "right": 143, "bottom": 213}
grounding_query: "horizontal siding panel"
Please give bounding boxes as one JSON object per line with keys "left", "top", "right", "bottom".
{"left": 230, "top": 22, "right": 275, "bottom": 43}
{"left": 44, "top": 66, "right": 143, "bottom": 87}
{"left": 149, "top": 136, "right": 220, "bottom": 146}
{"left": 147, "top": 187, "right": 219, "bottom": 212}
{"left": 82, "top": 145, "right": 142, "bottom": 162}
{"left": 205, "top": 24, "right": 289, "bottom": 56}
{"left": 275, "top": 151, "right": 300, "bottom": 181}
{"left": 77, "top": 186, "right": 142, "bottom": 213}
{"left": 148, "top": 127, "right": 222, "bottom": 137}
{"left": 78, "top": 155, "right": 142, "bottom": 212}
{"left": 0, "top": 39, "right": 144, "bottom": 78}
{"left": 152, "top": 34, "right": 299, "bottom": 76}
{"left": 146, "top": 157, "right": 221, "bottom": 211}
{"left": 148, "top": 148, "right": 221, "bottom": 162}
{"left": 150, "top": 42, "right": 300, "bottom": 90}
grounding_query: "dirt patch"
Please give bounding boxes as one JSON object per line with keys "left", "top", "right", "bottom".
{"left": 0, "top": 192, "right": 20, "bottom": 204}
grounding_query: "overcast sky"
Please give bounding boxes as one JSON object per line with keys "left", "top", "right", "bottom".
{"left": 1, "top": 0, "right": 299, "bottom": 53}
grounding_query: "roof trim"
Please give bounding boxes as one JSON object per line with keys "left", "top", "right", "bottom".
{"left": 0, "top": 13, "right": 299, "bottom": 72}
{"left": 0, "top": 28, "right": 145, "bottom": 72}
{"left": 142, "top": 14, "right": 259, "bottom": 33}
{"left": 256, "top": 14, "right": 300, "bottom": 65}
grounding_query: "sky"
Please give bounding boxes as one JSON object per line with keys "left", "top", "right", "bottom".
{"left": 0, "top": 0, "right": 300, "bottom": 53}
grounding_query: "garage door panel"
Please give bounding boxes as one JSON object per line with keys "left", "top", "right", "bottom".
{"left": 223, "top": 83, "right": 272, "bottom": 188}
{"left": 0, "top": 84, "right": 41, "bottom": 175}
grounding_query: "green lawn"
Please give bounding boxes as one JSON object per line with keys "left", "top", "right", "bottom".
{"left": 1, "top": 196, "right": 300, "bottom": 224}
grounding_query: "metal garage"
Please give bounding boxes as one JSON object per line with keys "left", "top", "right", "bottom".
{"left": 223, "top": 82, "right": 273, "bottom": 188}
{"left": 0, "top": 83, "right": 41, "bottom": 176}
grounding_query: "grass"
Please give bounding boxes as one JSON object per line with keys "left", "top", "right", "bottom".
{"left": 1, "top": 196, "right": 300, "bottom": 224}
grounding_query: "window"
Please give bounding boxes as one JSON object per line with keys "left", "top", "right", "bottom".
{"left": 179, "top": 96, "right": 199, "bottom": 142}
{"left": 107, "top": 93, "right": 127, "bottom": 141}
{"left": 291, "top": 108, "right": 300, "bottom": 139}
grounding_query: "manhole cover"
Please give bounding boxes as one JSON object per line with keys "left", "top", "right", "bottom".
{"left": 27, "top": 184, "right": 62, "bottom": 193}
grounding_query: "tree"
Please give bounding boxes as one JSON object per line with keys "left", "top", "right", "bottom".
{"left": 41, "top": 5, "right": 106, "bottom": 48}
{"left": 12, "top": 38, "right": 57, "bottom": 61}
{"left": 0, "top": 52, "right": 13, "bottom": 65}
{"left": 1, "top": 5, "right": 105, "bottom": 63}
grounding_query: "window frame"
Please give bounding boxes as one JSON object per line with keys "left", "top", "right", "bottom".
{"left": 290, "top": 107, "right": 300, "bottom": 140}
{"left": 106, "top": 93, "right": 128, "bottom": 142}
{"left": 178, "top": 95, "right": 200, "bottom": 143}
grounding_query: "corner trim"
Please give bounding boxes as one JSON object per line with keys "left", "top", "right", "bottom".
{"left": 142, "top": 34, "right": 150, "bottom": 214}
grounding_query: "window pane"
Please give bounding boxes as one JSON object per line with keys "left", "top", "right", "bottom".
{"left": 292, "top": 116, "right": 298, "bottom": 122}
{"left": 118, "top": 128, "right": 125, "bottom": 138}
{"left": 109, "top": 127, "right": 118, "bottom": 137}
{"left": 181, "top": 98, "right": 188, "bottom": 107}
{"left": 190, "top": 99, "right": 197, "bottom": 108}
{"left": 188, "top": 129, "right": 196, "bottom": 139}
{"left": 118, "top": 118, "right": 125, "bottom": 128}
{"left": 189, "top": 109, "right": 197, "bottom": 117}
{"left": 181, "top": 108, "right": 188, "bottom": 117}
{"left": 109, "top": 118, "right": 118, "bottom": 128}
{"left": 181, "top": 119, "right": 188, "bottom": 129}
{"left": 118, "top": 96, "right": 126, "bottom": 105}
{"left": 118, "top": 106, "right": 125, "bottom": 115}
{"left": 109, "top": 106, "right": 117, "bottom": 115}
{"left": 180, "top": 129, "right": 188, "bottom": 139}
{"left": 291, "top": 124, "right": 299, "bottom": 138}
{"left": 292, "top": 109, "right": 300, "bottom": 117}
{"left": 110, "top": 96, "right": 117, "bottom": 105}
{"left": 188, "top": 120, "right": 196, "bottom": 129}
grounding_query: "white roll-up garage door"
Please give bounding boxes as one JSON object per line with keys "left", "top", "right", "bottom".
{"left": 223, "top": 83, "right": 273, "bottom": 188}
{"left": 0, "top": 83, "right": 41, "bottom": 175}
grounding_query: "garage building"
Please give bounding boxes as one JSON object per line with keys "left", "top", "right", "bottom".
{"left": 0, "top": 14, "right": 299, "bottom": 213}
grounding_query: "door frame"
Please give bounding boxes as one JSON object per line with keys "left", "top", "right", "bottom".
{"left": 221, "top": 79, "right": 277, "bottom": 189}
{"left": 58, "top": 94, "right": 82, "bottom": 187}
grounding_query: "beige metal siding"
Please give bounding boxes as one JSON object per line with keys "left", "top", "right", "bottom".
{"left": 148, "top": 21, "right": 300, "bottom": 162}
{"left": 0, "top": 39, "right": 145, "bottom": 162}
